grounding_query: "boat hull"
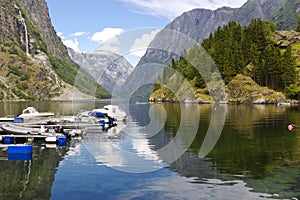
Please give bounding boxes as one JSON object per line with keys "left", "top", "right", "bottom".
{"left": 0, "top": 123, "right": 38, "bottom": 135}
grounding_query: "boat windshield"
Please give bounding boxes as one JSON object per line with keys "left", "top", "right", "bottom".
{"left": 23, "top": 107, "right": 38, "bottom": 114}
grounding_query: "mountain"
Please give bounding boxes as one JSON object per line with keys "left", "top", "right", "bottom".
{"left": 138, "top": 0, "right": 295, "bottom": 68}
{"left": 124, "top": 0, "right": 300, "bottom": 101}
{"left": 68, "top": 48, "right": 134, "bottom": 93}
{"left": 0, "top": 0, "right": 109, "bottom": 100}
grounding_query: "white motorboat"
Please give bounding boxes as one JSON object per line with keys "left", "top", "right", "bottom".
{"left": 19, "top": 107, "right": 54, "bottom": 118}
{"left": 93, "top": 105, "right": 126, "bottom": 121}
{"left": 277, "top": 102, "right": 291, "bottom": 106}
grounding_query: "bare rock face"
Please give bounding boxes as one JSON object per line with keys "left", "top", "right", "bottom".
{"left": 68, "top": 48, "right": 134, "bottom": 93}
{"left": 272, "top": 30, "right": 300, "bottom": 47}
{"left": 18, "top": 0, "right": 70, "bottom": 59}
{"left": 226, "top": 74, "right": 286, "bottom": 104}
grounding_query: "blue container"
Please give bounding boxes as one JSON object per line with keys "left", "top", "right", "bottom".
{"left": 8, "top": 145, "right": 32, "bottom": 154}
{"left": 101, "top": 120, "right": 105, "bottom": 129}
{"left": 13, "top": 117, "right": 23, "bottom": 123}
{"left": 3, "top": 137, "right": 14, "bottom": 144}
{"left": 57, "top": 136, "right": 67, "bottom": 146}
{"left": 8, "top": 153, "right": 32, "bottom": 161}
{"left": 109, "top": 118, "right": 115, "bottom": 125}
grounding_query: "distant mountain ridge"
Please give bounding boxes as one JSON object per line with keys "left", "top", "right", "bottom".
{"left": 68, "top": 48, "right": 134, "bottom": 93}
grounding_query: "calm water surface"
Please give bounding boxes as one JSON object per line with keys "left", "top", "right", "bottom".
{"left": 0, "top": 101, "right": 299, "bottom": 200}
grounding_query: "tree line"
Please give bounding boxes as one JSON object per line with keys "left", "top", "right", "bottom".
{"left": 157, "top": 19, "right": 299, "bottom": 99}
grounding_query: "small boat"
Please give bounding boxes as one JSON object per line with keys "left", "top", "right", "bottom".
{"left": 0, "top": 123, "right": 40, "bottom": 135}
{"left": 19, "top": 107, "right": 54, "bottom": 118}
{"left": 277, "top": 102, "right": 291, "bottom": 106}
{"left": 0, "top": 123, "right": 55, "bottom": 136}
{"left": 93, "top": 105, "right": 126, "bottom": 122}
{"left": 75, "top": 111, "right": 110, "bottom": 124}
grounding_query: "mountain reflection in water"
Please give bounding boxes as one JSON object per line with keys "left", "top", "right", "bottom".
{"left": 71, "top": 103, "right": 300, "bottom": 199}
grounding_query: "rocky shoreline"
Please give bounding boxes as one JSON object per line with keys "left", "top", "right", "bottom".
{"left": 148, "top": 97, "right": 299, "bottom": 104}
{"left": 149, "top": 74, "right": 299, "bottom": 105}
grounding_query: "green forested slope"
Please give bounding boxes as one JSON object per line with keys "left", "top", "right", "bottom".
{"left": 152, "top": 19, "right": 300, "bottom": 102}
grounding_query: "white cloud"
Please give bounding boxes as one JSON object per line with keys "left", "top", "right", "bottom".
{"left": 71, "top": 31, "right": 88, "bottom": 37}
{"left": 97, "top": 43, "right": 121, "bottom": 54}
{"left": 91, "top": 28, "right": 125, "bottom": 43}
{"left": 56, "top": 31, "right": 88, "bottom": 52}
{"left": 119, "top": 0, "right": 247, "bottom": 19}
{"left": 130, "top": 29, "right": 160, "bottom": 58}
{"left": 57, "top": 32, "right": 65, "bottom": 39}
{"left": 62, "top": 38, "right": 80, "bottom": 52}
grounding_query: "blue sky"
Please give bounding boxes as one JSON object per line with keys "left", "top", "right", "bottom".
{"left": 46, "top": 0, "right": 247, "bottom": 65}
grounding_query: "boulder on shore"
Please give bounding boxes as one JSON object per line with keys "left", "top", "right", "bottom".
{"left": 226, "top": 74, "right": 286, "bottom": 104}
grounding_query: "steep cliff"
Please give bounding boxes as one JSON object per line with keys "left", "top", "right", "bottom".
{"left": 0, "top": 0, "right": 109, "bottom": 100}
{"left": 18, "top": 0, "right": 69, "bottom": 59}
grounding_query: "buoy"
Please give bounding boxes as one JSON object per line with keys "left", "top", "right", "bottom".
{"left": 288, "top": 124, "right": 294, "bottom": 131}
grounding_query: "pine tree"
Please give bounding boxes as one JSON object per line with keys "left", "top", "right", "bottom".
{"left": 281, "top": 46, "right": 297, "bottom": 89}
{"left": 296, "top": 15, "right": 300, "bottom": 32}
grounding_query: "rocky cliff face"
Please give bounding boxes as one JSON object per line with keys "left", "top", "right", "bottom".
{"left": 226, "top": 74, "right": 286, "bottom": 104}
{"left": 0, "top": 0, "right": 68, "bottom": 59}
{"left": 18, "top": 0, "right": 69, "bottom": 59}
{"left": 68, "top": 48, "right": 134, "bottom": 93}
{"left": 0, "top": 0, "right": 65, "bottom": 100}
{"left": 0, "top": 0, "right": 27, "bottom": 51}
{"left": 0, "top": 0, "right": 102, "bottom": 100}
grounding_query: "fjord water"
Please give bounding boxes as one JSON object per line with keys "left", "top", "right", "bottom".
{"left": 0, "top": 101, "right": 299, "bottom": 199}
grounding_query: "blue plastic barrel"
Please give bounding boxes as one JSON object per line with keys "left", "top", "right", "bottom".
{"left": 3, "top": 136, "right": 14, "bottom": 144}
{"left": 57, "top": 136, "right": 67, "bottom": 146}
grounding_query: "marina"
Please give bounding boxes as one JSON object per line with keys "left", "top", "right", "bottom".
{"left": 0, "top": 104, "right": 126, "bottom": 159}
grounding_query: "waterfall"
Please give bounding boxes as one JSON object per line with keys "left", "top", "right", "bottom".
{"left": 15, "top": 4, "right": 29, "bottom": 55}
